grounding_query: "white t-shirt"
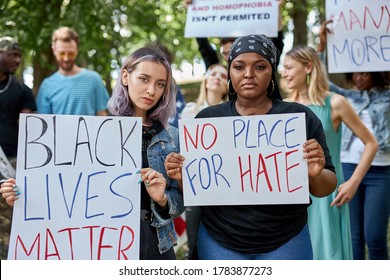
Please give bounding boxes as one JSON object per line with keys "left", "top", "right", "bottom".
{"left": 341, "top": 109, "right": 390, "bottom": 166}
{"left": 180, "top": 101, "right": 210, "bottom": 120}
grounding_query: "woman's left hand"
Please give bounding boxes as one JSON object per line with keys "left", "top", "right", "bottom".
{"left": 331, "top": 179, "right": 358, "bottom": 207}
{"left": 139, "top": 168, "right": 168, "bottom": 207}
{"left": 0, "top": 178, "right": 19, "bottom": 207}
{"left": 303, "top": 139, "right": 325, "bottom": 178}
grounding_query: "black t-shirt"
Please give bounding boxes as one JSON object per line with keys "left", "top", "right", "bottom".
{"left": 140, "top": 121, "right": 169, "bottom": 219}
{"left": 195, "top": 99, "right": 335, "bottom": 254}
{"left": 0, "top": 76, "right": 36, "bottom": 158}
{"left": 141, "top": 121, "right": 164, "bottom": 212}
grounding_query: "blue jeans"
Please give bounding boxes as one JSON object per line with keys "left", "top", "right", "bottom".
{"left": 343, "top": 163, "right": 390, "bottom": 260}
{"left": 197, "top": 223, "right": 313, "bottom": 260}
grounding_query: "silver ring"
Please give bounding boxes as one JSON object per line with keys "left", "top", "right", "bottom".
{"left": 145, "top": 180, "right": 150, "bottom": 187}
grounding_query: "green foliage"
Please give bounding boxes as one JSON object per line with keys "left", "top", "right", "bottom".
{"left": 0, "top": 0, "right": 196, "bottom": 92}
{"left": 0, "top": 0, "right": 326, "bottom": 92}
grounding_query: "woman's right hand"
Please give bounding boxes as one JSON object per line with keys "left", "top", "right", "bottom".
{"left": 0, "top": 178, "right": 19, "bottom": 207}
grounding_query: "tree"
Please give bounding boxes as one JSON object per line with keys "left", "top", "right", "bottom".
{"left": 1, "top": 0, "right": 328, "bottom": 94}
{"left": 0, "top": 0, "right": 197, "bottom": 94}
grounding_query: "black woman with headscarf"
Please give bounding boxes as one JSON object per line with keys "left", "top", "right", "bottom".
{"left": 165, "top": 34, "right": 337, "bottom": 260}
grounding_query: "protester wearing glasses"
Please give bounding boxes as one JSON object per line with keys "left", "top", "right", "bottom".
{"left": 36, "top": 27, "right": 109, "bottom": 116}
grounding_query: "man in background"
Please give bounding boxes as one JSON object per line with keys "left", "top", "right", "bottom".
{"left": 0, "top": 36, "right": 36, "bottom": 260}
{"left": 0, "top": 36, "right": 36, "bottom": 169}
{"left": 36, "top": 27, "right": 109, "bottom": 116}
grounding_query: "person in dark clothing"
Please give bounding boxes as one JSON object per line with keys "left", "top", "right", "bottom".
{"left": 0, "top": 36, "right": 36, "bottom": 168}
{"left": 1, "top": 47, "right": 185, "bottom": 260}
{"left": 165, "top": 34, "right": 337, "bottom": 260}
{"left": 0, "top": 36, "right": 36, "bottom": 262}
{"left": 188, "top": 0, "right": 285, "bottom": 70}
{"left": 182, "top": 0, "right": 285, "bottom": 259}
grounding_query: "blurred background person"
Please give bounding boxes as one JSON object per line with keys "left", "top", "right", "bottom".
{"left": 181, "top": 63, "right": 228, "bottom": 119}
{"left": 283, "top": 45, "right": 378, "bottom": 259}
{"left": 0, "top": 35, "right": 36, "bottom": 261}
{"left": 184, "top": 0, "right": 285, "bottom": 70}
{"left": 36, "top": 27, "right": 109, "bottom": 116}
{"left": 318, "top": 20, "right": 390, "bottom": 260}
{"left": 0, "top": 36, "right": 36, "bottom": 169}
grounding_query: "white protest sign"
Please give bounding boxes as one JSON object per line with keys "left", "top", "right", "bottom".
{"left": 8, "top": 114, "right": 142, "bottom": 260}
{"left": 0, "top": 145, "right": 16, "bottom": 178}
{"left": 184, "top": 0, "right": 278, "bottom": 38}
{"left": 179, "top": 113, "right": 309, "bottom": 206}
{"left": 325, "top": 0, "right": 390, "bottom": 73}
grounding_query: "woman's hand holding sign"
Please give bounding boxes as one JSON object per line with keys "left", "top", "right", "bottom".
{"left": 0, "top": 178, "right": 19, "bottom": 207}
{"left": 138, "top": 168, "right": 168, "bottom": 207}
{"left": 303, "top": 139, "right": 326, "bottom": 177}
{"left": 165, "top": 153, "right": 185, "bottom": 193}
{"left": 303, "top": 139, "right": 337, "bottom": 198}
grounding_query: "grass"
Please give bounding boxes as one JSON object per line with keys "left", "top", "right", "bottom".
{"left": 175, "top": 243, "right": 187, "bottom": 260}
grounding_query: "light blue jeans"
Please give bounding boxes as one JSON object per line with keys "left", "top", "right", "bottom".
{"left": 343, "top": 163, "right": 390, "bottom": 260}
{"left": 197, "top": 223, "right": 313, "bottom": 260}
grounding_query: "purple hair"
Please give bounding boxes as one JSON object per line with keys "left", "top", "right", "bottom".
{"left": 108, "top": 47, "right": 177, "bottom": 128}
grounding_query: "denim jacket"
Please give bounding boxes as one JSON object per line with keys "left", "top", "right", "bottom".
{"left": 329, "top": 82, "right": 390, "bottom": 152}
{"left": 147, "top": 125, "right": 184, "bottom": 254}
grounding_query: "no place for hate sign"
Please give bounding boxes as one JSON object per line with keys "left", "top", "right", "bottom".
{"left": 9, "top": 114, "right": 142, "bottom": 260}
{"left": 179, "top": 113, "right": 309, "bottom": 206}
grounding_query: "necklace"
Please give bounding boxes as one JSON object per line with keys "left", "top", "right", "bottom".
{"left": 0, "top": 75, "right": 12, "bottom": 94}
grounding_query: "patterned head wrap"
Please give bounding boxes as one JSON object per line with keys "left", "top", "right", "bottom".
{"left": 0, "top": 36, "right": 19, "bottom": 52}
{"left": 227, "top": 34, "right": 281, "bottom": 100}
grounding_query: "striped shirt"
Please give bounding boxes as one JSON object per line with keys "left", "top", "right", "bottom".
{"left": 37, "top": 68, "right": 109, "bottom": 115}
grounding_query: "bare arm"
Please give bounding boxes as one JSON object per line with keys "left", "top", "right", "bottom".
{"left": 330, "top": 94, "right": 378, "bottom": 206}
{"left": 317, "top": 19, "right": 333, "bottom": 52}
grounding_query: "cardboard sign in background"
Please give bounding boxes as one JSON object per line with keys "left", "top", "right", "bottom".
{"left": 184, "top": 0, "right": 278, "bottom": 38}
{"left": 326, "top": 0, "right": 390, "bottom": 73}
